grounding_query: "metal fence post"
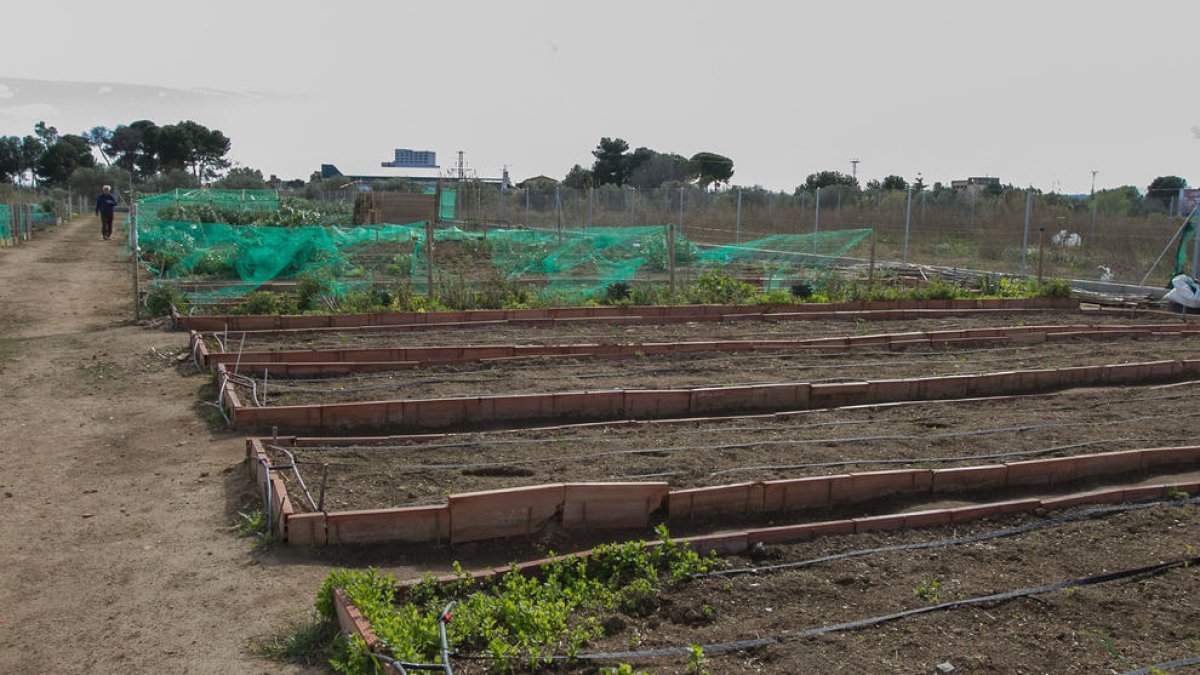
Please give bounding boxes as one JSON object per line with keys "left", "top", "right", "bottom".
{"left": 735, "top": 189, "right": 742, "bottom": 245}
{"left": 1021, "top": 190, "right": 1033, "bottom": 275}
{"left": 903, "top": 186, "right": 913, "bottom": 264}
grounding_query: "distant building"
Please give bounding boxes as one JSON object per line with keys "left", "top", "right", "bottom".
{"left": 381, "top": 148, "right": 438, "bottom": 169}
{"left": 951, "top": 176, "right": 1001, "bottom": 192}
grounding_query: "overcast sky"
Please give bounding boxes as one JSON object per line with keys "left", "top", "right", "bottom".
{"left": 2, "top": 0, "right": 1197, "bottom": 194}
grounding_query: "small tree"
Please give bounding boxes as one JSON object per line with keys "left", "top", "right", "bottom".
{"left": 881, "top": 175, "right": 907, "bottom": 191}
{"left": 690, "top": 152, "right": 734, "bottom": 189}
{"left": 1147, "top": 175, "right": 1187, "bottom": 210}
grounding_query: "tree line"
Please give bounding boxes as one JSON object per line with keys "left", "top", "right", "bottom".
{"left": 0, "top": 119, "right": 233, "bottom": 193}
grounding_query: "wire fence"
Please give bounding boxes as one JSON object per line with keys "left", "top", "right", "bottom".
{"left": 317, "top": 183, "right": 1194, "bottom": 289}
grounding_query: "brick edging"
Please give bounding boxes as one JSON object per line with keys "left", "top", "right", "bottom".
{"left": 228, "top": 358, "right": 1198, "bottom": 433}
{"left": 259, "top": 442, "right": 1200, "bottom": 547}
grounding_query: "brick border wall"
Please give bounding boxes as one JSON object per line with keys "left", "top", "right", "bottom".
{"left": 199, "top": 322, "right": 1200, "bottom": 374}
{"left": 177, "top": 297, "right": 1077, "bottom": 332}
{"left": 228, "top": 358, "right": 1200, "bottom": 433}
{"left": 255, "top": 440, "right": 1200, "bottom": 547}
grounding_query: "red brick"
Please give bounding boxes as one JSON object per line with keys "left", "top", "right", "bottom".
{"left": 966, "top": 372, "right": 1017, "bottom": 397}
{"left": 683, "top": 531, "right": 749, "bottom": 555}
{"left": 1073, "top": 450, "right": 1144, "bottom": 480}
{"left": 1104, "top": 363, "right": 1143, "bottom": 384}
{"left": 762, "top": 476, "right": 836, "bottom": 512}
{"left": 853, "top": 514, "right": 908, "bottom": 533}
{"left": 326, "top": 505, "right": 449, "bottom": 545}
{"left": 625, "top": 390, "right": 692, "bottom": 418}
{"left": 834, "top": 469, "right": 929, "bottom": 504}
{"left": 810, "top": 381, "right": 870, "bottom": 408}
{"left": 1039, "top": 488, "right": 1128, "bottom": 510}
{"left": 920, "top": 376, "right": 970, "bottom": 399}
{"left": 450, "top": 485, "right": 565, "bottom": 544}
{"left": 562, "top": 482, "right": 669, "bottom": 530}
{"left": 902, "top": 509, "right": 954, "bottom": 529}
{"left": 286, "top": 512, "right": 327, "bottom": 546}
{"left": 668, "top": 483, "right": 763, "bottom": 522}
{"left": 868, "top": 379, "right": 916, "bottom": 402}
{"left": 1121, "top": 484, "right": 1168, "bottom": 502}
{"left": 1005, "top": 457, "right": 1079, "bottom": 487}
{"left": 333, "top": 588, "right": 381, "bottom": 652}
{"left": 747, "top": 519, "right": 856, "bottom": 545}
{"left": 411, "top": 398, "right": 470, "bottom": 428}
{"left": 1140, "top": 445, "right": 1200, "bottom": 469}
{"left": 948, "top": 498, "right": 1041, "bottom": 523}
{"left": 931, "top": 465, "right": 1008, "bottom": 493}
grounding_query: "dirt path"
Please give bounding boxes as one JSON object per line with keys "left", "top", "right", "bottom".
{"left": 0, "top": 217, "right": 338, "bottom": 674}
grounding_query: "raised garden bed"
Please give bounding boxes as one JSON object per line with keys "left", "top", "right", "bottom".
{"left": 324, "top": 490, "right": 1200, "bottom": 673}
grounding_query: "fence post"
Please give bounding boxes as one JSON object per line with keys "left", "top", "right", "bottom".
{"left": 903, "top": 186, "right": 913, "bottom": 264}
{"left": 1037, "top": 227, "right": 1045, "bottom": 284}
{"left": 814, "top": 187, "right": 821, "bottom": 236}
{"left": 1021, "top": 190, "right": 1033, "bottom": 276}
{"left": 667, "top": 223, "right": 676, "bottom": 296}
{"left": 428, "top": 180, "right": 439, "bottom": 298}
{"left": 868, "top": 228, "right": 877, "bottom": 287}
{"left": 132, "top": 203, "right": 141, "bottom": 320}
{"left": 678, "top": 187, "right": 684, "bottom": 237}
{"left": 735, "top": 189, "right": 742, "bottom": 245}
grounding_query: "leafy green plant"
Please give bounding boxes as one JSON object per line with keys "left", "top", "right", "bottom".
{"left": 601, "top": 664, "right": 647, "bottom": 675}
{"left": 686, "top": 271, "right": 757, "bottom": 304}
{"left": 296, "top": 271, "right": 334, "bottom": 311}
{"left": 308, "top": 528, "right": 720, "bottom": 674}
{"left": 686, "top": 644, "right": 709, "bottom": 675}
{"left": 231, "top": 291, "right": 298, "bottom": 316}
{"left": 144, "top": 280, "right": 187, "bottom": 316}
{"left": 914, "top": 579, "right": 941, "bottom": 603}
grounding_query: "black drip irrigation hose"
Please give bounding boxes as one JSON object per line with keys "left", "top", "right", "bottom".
{"left": 690, "top": 497, "right": 1200, "bottom": 580}
{"left": 1122, "top": 655, "right": 1200, "bottom": 675}
{"left": 444, "top": 555, "right": 1200, "bottom": 665}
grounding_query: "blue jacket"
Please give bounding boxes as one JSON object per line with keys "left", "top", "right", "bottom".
{"left": 96, "top": 193, "right": 118, "bottom": 215}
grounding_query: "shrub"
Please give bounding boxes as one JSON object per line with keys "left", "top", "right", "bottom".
{"left": 144, "top": 281, "right": 187, "bottom": 316}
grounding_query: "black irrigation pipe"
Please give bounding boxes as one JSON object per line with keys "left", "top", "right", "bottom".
{"left": 578, "top": 556, "right": 1200, "bottom": 662}
{"left": 443, "top": 555, "right": 1200, "bottom": 665}
{"left": 691, "top": 498, "right": 1200, "bottom": 580}
{"left": 1122, "top": 655, "right": 1200, "bottom": 675}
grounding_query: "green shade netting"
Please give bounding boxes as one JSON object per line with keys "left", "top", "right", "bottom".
{"left": 136, "top": 189, "right": 870, "bottom": 303}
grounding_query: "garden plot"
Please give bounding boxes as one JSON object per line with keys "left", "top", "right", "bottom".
{"left": 267, "top": 385, "right": 1200, "bottom": 513}
{"left": 388, "top": 500, "right": 1198, "bottom": 674}
{"left": 203, "top": 308, "right": 1170, "bottom": 354}
{"left": 228, "top": 333, "right": 1200, "bottom": 406}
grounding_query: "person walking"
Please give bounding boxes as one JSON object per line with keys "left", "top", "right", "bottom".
{"left": 95, "top": 185, "right": 118, "bottom": 240}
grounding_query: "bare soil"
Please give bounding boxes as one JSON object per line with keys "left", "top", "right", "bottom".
{"left": 269, "top": 385, "right": 1200, "bottom": 513}
{"left": 537, "top": 500, "right": 1200, "bottom": 674}
{"left": 0, "top": 218, "right": 376, "bottom": 674}
{"left": 213, "top": 310, "right": 1177, "bottom": 352}
{"left": 235, "top": 335, "right": 1200, "bottom": 406}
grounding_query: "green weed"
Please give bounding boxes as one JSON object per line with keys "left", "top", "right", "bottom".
{"left": 914, "top": 579, "right": 941, "bottom": 603}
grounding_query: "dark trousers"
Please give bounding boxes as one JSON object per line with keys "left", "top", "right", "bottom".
{"left": 100, "top": 212, "right": 114, "bottom": 239}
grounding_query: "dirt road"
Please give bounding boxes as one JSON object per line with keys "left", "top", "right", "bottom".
{"left": 0, "top": 216, "right": 331, "bottom": 674}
